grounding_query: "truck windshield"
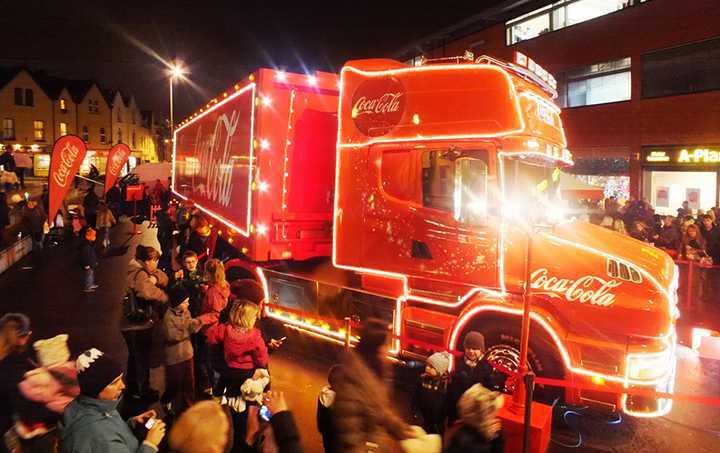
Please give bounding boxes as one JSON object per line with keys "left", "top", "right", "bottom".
{"left": 503, "top": 157, "right": 563, "bottom": 224}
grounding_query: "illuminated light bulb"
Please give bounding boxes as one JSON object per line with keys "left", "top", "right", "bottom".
{"left": 217, "top": 230, "right": 223, "bottom": 236}
{"left": 257, "top": 224, "right": 268, "bottom": 236}
{"left": 591, "top": 376, "right": 605, "bottom": 386}
{"left": 206, "top": 104, "right": 210, "bottom": 108}
{"left": 307, "top": 75, "right": 317, "bottom": 86}
{"left": 261, "top": 96, "right": 272, "bottom": 107}
{"left": 258, "top": 181, "right": 269, "bottom": 192}
{"left": 275, "top": 71, "right": 287, "bottom": 82}
{"left": 351, "top": 107, "right": 359, "bottom": 119}
{"left": 248, "top": 74, "right": 255, "bottom": 82}
{"left": 241, "top": 247, "right": 249, "bottom": 254}
{"left": 249, "top": 224, "right": 255, "bottom": 233}
{"left": 260, "top": 139, "right": 269, "bottom": 150}
{"left": 412, "top": 113, "right": 420, "bottom": 125}
{"left": 228, "top": 238, "right": 234, "bottom": 244}
{"left": 234, "top": 84, "right": 240, "bottom": 90}
{"left": 527, "top": 139, "right": 540, "bottom": 150}
{"left": 223, "top": 92, "right": 228, "bottom": 98}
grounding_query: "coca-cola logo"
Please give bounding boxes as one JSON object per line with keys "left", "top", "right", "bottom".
{"left": 351, "top": 77, "right": 406, "bottom": 137}
{"left": 193, "top": 111, "right": 239, "bottom": 207}
{"left": 53, "top": 141, "right": 81, "bottom": 188}
{"left": 530, "top": 268, "right": 622, "bottom": 307}
{"left": 108, "top": 146, "right": 129, "bottom": 177}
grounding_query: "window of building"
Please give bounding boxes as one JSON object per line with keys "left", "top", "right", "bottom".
{"left": 117, "top": 129, "right": 122, "bottom": 143}
{"left": 24, "top": 89, "right": 34, "bottom": 107}
{"left": 59, "top": 122, "right": 68, "bottom": 136}
{"left": 14, "top": 88, "right": 23, "bottom": 105}
{"left": 59, "top": 98, "right": 68, "bottom": 112}
{"left": 3, "top": 118, "right": 15, "bottom": 140}
{"left": 117, "top": 110, "right": 122, "bottom": 123}
{"left": 82, "top": 126, "right": 89, "bottom": 142}
{"left": 131, "top": 131, "right": 136, "bottom": 147}
{"left": 100, "top": 127, "right": 106, "bottom": 143}
{"left": 558, "top": 57, "right": 631, "bottom": 107}
{"left": 642, "top": 37, "right": 720, "bottom": 98}
{"left": 506, "top": 0, "right": 648, "bottom": 45}
{"left": 33, "top": 120, "right": 45, "bottom": 141}
{"left": 421, "top": 148, "right": 489, "bottom": 223}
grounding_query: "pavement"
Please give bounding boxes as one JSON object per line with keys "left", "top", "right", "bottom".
{"left": 1, "top": 218, "right": 720, "bottom": 452}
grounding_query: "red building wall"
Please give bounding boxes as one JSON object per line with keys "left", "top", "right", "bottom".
{"left": 434, "top": 0, "right": 720, "bottom": 197}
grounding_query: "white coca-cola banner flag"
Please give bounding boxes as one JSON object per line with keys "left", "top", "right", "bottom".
{"left": 530, "top": 268, "right": 622, "bottom": 307}
{"left": 49, "top": 135, "right": 87, "bottom": 224}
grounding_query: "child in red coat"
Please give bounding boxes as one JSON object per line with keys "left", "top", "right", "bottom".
{"left": 205, "top": 300, "right": 268, "bottom": 398}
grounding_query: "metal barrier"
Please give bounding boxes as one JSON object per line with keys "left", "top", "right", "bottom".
{"left": 0, "top": 235, "right": 32, "bottom": 275}
{"left": 674, "top": 259, "right": 720, "bottom": 310}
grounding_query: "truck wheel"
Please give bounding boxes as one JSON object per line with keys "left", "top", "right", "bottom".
{"left": 461, "top": 320, "right": 565, "bottom": 404}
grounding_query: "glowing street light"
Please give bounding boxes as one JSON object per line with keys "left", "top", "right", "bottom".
{"left": 167, "top": 61, "right": 188, "bottom": 138}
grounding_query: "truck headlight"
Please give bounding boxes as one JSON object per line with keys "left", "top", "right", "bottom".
{"left": 626, "top": 348, "right": 673, "bottom": 383}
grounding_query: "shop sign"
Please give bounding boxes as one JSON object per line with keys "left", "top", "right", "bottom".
{"left": 643, "top": 147, "right": 720, "bottom": 165}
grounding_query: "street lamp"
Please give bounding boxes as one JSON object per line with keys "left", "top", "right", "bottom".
{"left": 167, "top": 61, "right": 187, "bottom": 138}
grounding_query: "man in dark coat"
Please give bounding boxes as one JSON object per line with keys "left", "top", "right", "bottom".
{"left": 654, "top": 215, "right": 680, "bottom": 250}
{"left": 700, "top": 215, "right": 720, "bottom": 264}
{"left": 21, "top": 199, "right": 46, "bottom": 266}
{"left": 79, "top": 227, "right": 99, "bottom": 292}
{"left": 446, "top": 331, "right": 495, "bottom": 424}
{"left": 0, "top": 313, "right": 33, "bottom": 453}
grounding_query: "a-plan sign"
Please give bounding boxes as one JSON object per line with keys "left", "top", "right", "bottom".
{"left": 642, "top": 146, "right": 720, "bottom": 165}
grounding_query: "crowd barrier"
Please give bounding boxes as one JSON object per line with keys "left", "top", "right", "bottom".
{"left": 674, "top": 259, "right": 720, "bottom": 310}
{"left": 0, "top": 235, "right": 31, "bottom": 275}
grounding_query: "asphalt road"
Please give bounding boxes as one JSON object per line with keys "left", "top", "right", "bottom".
{"left": 1, "top": 218, "right": 719, "bottom": 452}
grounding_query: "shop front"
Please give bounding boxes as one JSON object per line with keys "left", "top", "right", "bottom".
{"left": 641, "top": 146, "right": 720, "bottom": 215}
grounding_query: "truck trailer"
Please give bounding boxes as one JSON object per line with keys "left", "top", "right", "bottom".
{"left": 172, "top": 52, "right": 678, "bottom": 417}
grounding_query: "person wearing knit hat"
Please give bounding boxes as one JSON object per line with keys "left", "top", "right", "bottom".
{"left": 230, "top": 279, "right": 286, "bottom": 351}
{"left": 446, "top": 331, "right": 495, "bottom": 425}
{"left": 413, "top": 351, "right": 451, "bottom": 435}
{"left": 445, "top": 384, "right": 505, "bottom": 453}
{"left": 162, "top": 286, "right": 200, "bottom": 416}
{"left": 59, "top": 348, "right": 167, "bottom": 453}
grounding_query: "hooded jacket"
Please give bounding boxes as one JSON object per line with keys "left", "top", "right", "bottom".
{"left": 127, "top": 259, "right": 169, "bottom": 304}
{"left": 59, "top": 395, "right": 156, "bottom": 453}
{"left": 205, "top": 324, "right": 268, "bottom": 370}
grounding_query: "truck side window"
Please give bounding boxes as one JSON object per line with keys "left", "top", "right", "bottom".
{"left": 422, "top": 149, "right": 488, "bottom": 224}
{"left": 454, "top": 157, "right": 488, "bottom": 224}
{"left": 422, "top": 150, "right": 454, "bottom": 212}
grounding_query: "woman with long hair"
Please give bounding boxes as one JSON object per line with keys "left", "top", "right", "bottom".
{"left": 196, "top": 259, "right": 231, "bottom": 395}
{"left": 334, "top": 318, "right": 416, "bottom": 452}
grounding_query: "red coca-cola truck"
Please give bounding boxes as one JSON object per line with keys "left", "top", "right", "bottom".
{"left": 172, "top": 53, "right": 678, "bottom": 417}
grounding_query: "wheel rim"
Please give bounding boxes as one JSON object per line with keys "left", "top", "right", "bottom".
{"left": 484, "top": 343, "right": 523, "bottom": 375}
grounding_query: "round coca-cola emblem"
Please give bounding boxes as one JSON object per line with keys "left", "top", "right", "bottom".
{"left": 350, "top": 76, "right": 406, "bottom": 137}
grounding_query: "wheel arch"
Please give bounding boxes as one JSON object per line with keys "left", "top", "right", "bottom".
{"left": 447, "top": 304, "right": 572, "bottom": 374}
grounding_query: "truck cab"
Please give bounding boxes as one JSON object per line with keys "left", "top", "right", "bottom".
{"left": 334, "top": 54, "right": 678, "bottom": 417}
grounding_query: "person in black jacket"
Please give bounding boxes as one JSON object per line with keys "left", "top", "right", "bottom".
{"left": 413, "top": 351, "right": 450, "bottom": 435}
{"left": 446, "top": 331, "right": 495, "bottom": 425}
{"left": 317, "top": 364, "right": 343, "bottom": 453}
{"left": 79, "top": 227, "right": 99, "bottom": 293}
{"left": 0, "top": 313, "right": 33, "bottom": 453}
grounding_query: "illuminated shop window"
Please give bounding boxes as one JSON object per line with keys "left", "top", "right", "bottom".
{"left": 59, "top": 122, "right": 68, "bottom": 136}
{"left": 558, "top": 58, "right": 631, "bottom": 107}
{"left": 59, "top": 98, "right": 68, "bottom": 112}
{"left": 506, "top": 0, "right": 648, "bottom": 45}
{"left": 82, "top": 126, "right": 89, "bottom": 142}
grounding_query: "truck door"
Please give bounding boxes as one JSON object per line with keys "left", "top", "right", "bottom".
{"left": 363, "top": 143, "right": 498, "bottom": 296}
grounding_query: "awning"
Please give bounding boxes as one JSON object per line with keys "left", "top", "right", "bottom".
{"left": 560, "top": 173, "right": 604, "bottom": 200}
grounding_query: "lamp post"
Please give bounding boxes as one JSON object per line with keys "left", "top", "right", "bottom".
{"left": 168, "top": 62, "right": 187, "bottom": 138}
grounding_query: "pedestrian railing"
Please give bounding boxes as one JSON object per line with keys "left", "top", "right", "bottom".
{"left": 0, "top": 235, "right": 31, "bottom": 275}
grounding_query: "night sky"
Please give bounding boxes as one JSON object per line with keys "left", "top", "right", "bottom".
{"left": 0, "top": 0, "right": 510, "bottom": 123}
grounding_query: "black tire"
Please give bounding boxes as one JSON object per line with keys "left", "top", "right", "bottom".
{"left": 460, "top": 318, "right": 566, "bottom": 404}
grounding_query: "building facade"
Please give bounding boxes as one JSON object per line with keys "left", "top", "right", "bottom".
{"left": 398, "top": 0, "right": 720, "bottom": 213}
{"left": 0, "top": 68, "right": 161, "bottom": 177}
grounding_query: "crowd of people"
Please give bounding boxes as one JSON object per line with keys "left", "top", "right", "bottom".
{"left": 1, "top": 197, "right": 510, "bottom": 453}
{"left": 597, "top": 198, "right": 720, "bottom": 307}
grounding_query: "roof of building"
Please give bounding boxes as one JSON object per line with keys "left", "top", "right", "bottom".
{"left": 0, "top": 66, "right": 24, "bottom": 91}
